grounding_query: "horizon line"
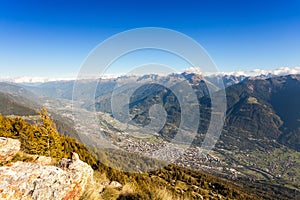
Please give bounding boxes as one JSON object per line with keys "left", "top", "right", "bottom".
{"left": 0, "top": 66, "right": 299, "bottom": 84}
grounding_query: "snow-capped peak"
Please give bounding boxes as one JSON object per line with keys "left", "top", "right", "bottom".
{"left": 205, "top": 66, "right": 300, "bottom": 77}
{"left": 1, "top": 66, "right": 299, "bottom": 84}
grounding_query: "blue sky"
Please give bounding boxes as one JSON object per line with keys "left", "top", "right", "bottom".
{"left": 0, "top": 0, "right": 299, "bottom": 77}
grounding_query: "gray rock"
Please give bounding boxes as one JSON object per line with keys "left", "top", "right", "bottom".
{"left": 0, "top": 150, "right": 93, "bottom": 200}
{"left": 33, "top": 156, "right": 52, "bottom": 165}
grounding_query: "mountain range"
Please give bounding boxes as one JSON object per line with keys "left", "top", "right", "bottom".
{"left": 0, "top": 71, "right": 299, "bottom": 199}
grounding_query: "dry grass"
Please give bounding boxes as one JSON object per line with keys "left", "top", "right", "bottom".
{"left": 100, "top": 186, "right": 120, "bottom": 200}
{"left": 80, "top": 171, "right": 109, "bottom": 200}
{"left": 11, "top": 151, "right": 35, "bottom": 163}
{"left": 81, "top": 171, "right": 192, "bottom": 200}
{"left": 80, "top": 171, "right": 142, "bottom": 200}
{"left": 152, "top": 187, "right": 182, "bottom": 200}
{"left": 119, "top": 182, "right": 136, "bottom": 196}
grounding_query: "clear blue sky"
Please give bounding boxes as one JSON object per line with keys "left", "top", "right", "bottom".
{"left": 0, "top": 0, "right": 299, "bottom": 77}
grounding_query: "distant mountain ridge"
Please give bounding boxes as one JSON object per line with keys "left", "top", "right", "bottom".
{"left": 1, "top": 66, "right": 299, "bottom": 84}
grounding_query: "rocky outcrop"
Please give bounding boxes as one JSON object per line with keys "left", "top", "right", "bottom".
{"left": 0, "top": 138, "right": 93, "bottom": 200}
{"left": 0, "top": 137, "right": 20, "bottom": 162}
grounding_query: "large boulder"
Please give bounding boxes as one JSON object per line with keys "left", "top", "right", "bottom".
{"left": 0, "top": 151, "right": 93, "bottom": 200}
{"left": 0, "top": 137, "right": 21, "bottom": 163}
